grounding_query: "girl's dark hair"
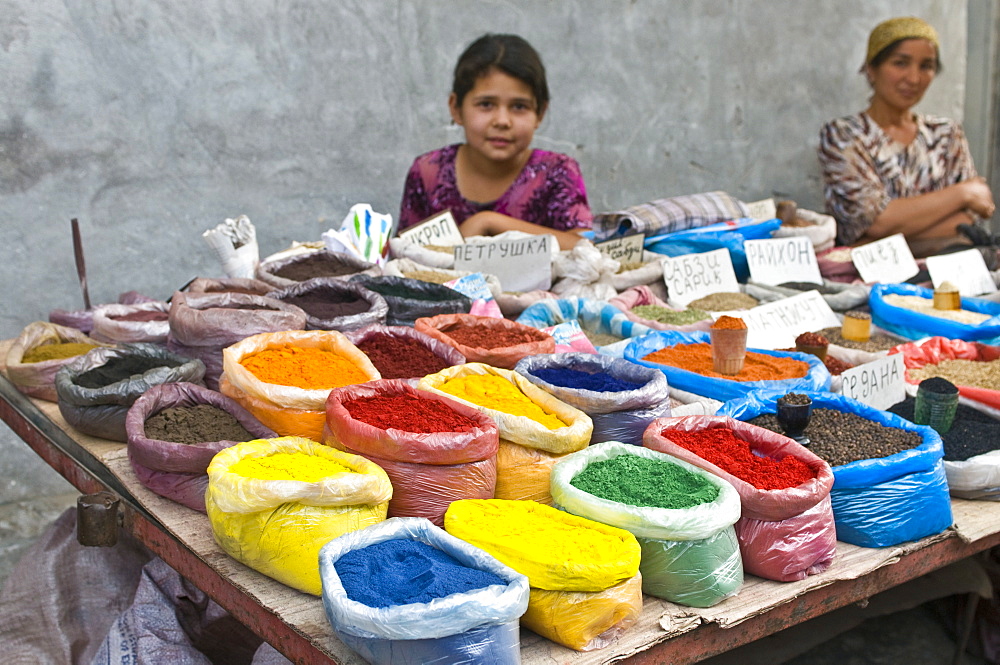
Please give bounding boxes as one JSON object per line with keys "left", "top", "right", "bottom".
{"left": 452, "top": 34, "right": 549, "bottom": 113}
{"left": 868, "top": 38, "right": 942, "bottom": 73}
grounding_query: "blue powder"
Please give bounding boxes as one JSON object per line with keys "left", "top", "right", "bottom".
{"left": 335, "top": 539, "right": 506, "bottom": 608}
{"left": 532, "top": 367, "right": 644, "bottom": 392}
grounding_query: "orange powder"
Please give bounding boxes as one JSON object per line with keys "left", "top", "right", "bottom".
{"left": 241, "top": 345, "right": 369, "bottom": 389}
{"left": 711, "top": 316, "right": 747, "bottom": 330}
{"left": 642, "top": 343, "right": 808, "bottom": 382}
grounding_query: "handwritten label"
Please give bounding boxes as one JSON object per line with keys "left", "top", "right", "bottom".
{"left": 925, "top": 248, "right": 998, "bottom": 297}
{"left": 454, "top": 235, "right": 553, "bottom": 292}
{"left": 662, "top": 248, "right": 740, "bottom": 308}
{"left": 723, "top": 290, "right": 841, "bottom": 349}
{"left": 397, "top": 210, "right": 464, "bottom": 247}
{"left": 595, "top": 233, "right": 645, "bottom": 270}
{"left": 745, "top": 236, "right": 822, "bottom": 286}
{"left": 840, "top": 354, "right": 906, "bottom": 410}
{"left": 851, "top": 234, "right": 919, "bottom": 284}
{"left": 745, "top": 198, "right": 777, "bottom": 221}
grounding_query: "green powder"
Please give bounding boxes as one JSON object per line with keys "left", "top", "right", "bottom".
{"left": 631, "top": 304, "right": 710, "bottom": 325}
{"left": 571, "top": 454, "right": 719, "bottom": 509}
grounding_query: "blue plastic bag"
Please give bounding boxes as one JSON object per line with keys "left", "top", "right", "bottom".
{"left": 718, "top": 390, "right": 953, "bottom": 548}
{"left": 516, "top": 297, "right": 653, "bottom": 357}
{"left": 645, "top": 218, "right": 783, "bottom": 281}
{"left": 623, "top": 330, "right": 830, "bottom": 402}
{"left": 870, "top": 282, "right": 1000, "bottom": 343}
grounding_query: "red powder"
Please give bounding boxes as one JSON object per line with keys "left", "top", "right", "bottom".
{"left": 356, "top": 334, "right": 452, "bottom": 379}
{"left": 664, "top": 427, "right": 816, "bottom": 490}
{"left": 343, "top": 393, "right": 481, "bottom": 433}
{"left": 441, "top": 323, "right": 546, "bottom": 349}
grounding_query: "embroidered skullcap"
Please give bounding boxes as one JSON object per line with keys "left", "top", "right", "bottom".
{"left": 866, "top": 17, "right": 939, "bottom": 65}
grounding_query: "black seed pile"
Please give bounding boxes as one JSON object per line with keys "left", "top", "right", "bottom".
{"left": 749, "top": 407, "right": 922, "bottom": 467}
{"left": 888, "top": 397, "right": 1000, "bottom": 462}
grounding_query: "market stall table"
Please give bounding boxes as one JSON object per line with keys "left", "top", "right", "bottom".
{"left": 2, "top": 343, "right": 999, "bottom": 664}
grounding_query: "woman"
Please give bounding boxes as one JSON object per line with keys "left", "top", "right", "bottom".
{"left": 818, "top": 16, "right": 995, "bottom": 258}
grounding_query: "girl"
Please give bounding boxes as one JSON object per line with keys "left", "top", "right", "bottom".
{"left": 398, "top": 34, "right": 593, "bottom": 251}
{"left": 818, "top": 17, "right": 995, "bottom": 258}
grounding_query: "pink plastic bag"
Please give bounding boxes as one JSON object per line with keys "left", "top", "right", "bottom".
{"left": 644, "top": 415, "right": 836, "bottom": 582}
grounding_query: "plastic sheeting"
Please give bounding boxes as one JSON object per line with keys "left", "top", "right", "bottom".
{"left": 55, "top": 343, "right": 206, "bottom": 442}
{"left": 644, "top": 217, "right": 783, "bottom": 281}
{"left": 3, "top": 321, "right": 111, "bottom": 401}
{"left": 266, "top": 277, "right": 388, "bottom": 331}
{"left": 206, "top": 437, "right": 392, "bottom": 595}
{"left": 125, "top": 382, "right": 276, "bottom": 512}
{"left": 91, "top": 301, "right": 171, "bottom": 344}
{"left": 514, "top": 352, "right": 670, "bottom": 446}
{"left": 550, "top": 441, "right": 743, "bottom": 606}
{"left": 319, "top": 518, "right": 528, "bottom": 665}
{"left": 515, "top": 296, "right": 654, "bottom": 358}
{"left": 719, "top": 390, "right": 954, "bottom": 548}
{"left": 643, "top": 416, "right": 836, "bottom": 582}
{"left": 870, "top": 282, "right": 1000, "bottom": 343}
{"left": 624, "top": 330, "right": 831, "bottom": 402}
{"left": 415, "top": 313, "right": 556, "bottom": 369}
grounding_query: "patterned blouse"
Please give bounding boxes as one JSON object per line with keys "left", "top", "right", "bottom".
{"left": 397, "top": 144, "right": 593, "bottom": 232}
{"left": 818, "top": 112, "right": 978, "bottom": 245}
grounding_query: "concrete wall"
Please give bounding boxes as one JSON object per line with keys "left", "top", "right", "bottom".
{"left": 0, "top": 1, "right": 980, "bottom": 576}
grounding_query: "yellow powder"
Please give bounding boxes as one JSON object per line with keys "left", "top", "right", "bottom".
{"left": 229, "top": 452, "right": 354, "bottom": 482}
{"left": 437, "top": 374, "right": 565, "bottom": 429}
{"left": 240, "top": 345, "right": 368, "bottom": 389}
{"left": 22, "top": 342, "right": 98, "bottom": 363}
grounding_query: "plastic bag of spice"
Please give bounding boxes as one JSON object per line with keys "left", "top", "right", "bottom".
{"left": 643, "top": 415, "right": 837, "bottom": 582}
{"left": 719, "top": 390, "right": 953, "bottom": 548}
{"left": 351, "top": 275, "right": 474, "bottom": 326}
{"left": 609, "top": 285, "right": 714, "bottom": 333}
{"left": 91, "top": 301, "right": 171, "bottom": 344}
{"left": 871, "top": 282, "right": 1000, "bottom": 343}
{"left": 318, "top": 517, "right": 528, "bottom": 665}
{"left": 219, "top": 330, "right": 380, "bottom": 441}
{"left": 4, "top": 321, "right": 111, "bottom": 401}
{"left": 206, "top": 436, "right": 392, "bottom": 595}
{"left": 266, "top": 277, "right": 388, "bottom": 331}
{"left": 344, "top": 324, "right": 465, "bottom": 380}
{"left": 890, "top": 336, "right": 1000, "bottom": 410}
{"left": 515, "top": 352, "right": 671, "bottom": 446}
{"left": 550, "top": 442, "right": 743, "bottom": 608}
{"left": 183, "top": 276, "right": 275, "bottom": 296}
{"left": 415, "top": 313, "right": 556, "bottom": 370}
{"left": 125, "top": 382, "right": 276, "bottom": 512}
{"left": 323, "top": 379, "right": 499, "bottom": 525}
{"left": 167, "top": 291, "right": 308, "bottom": 390}
{"left": 255, "top": 248, "right": 380, "bottom": 290}
{"left": 55, "top": 343, "right": 206, "bottom": 442}
{"left": 625, "top": 330, "right": 831, "bottom": 402}
{"left": 516, "top": 296, "right": 654, "bottom": 358}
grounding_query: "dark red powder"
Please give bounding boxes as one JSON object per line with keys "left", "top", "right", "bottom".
{"left": 440, "top": 322, "right": 546, "bottom": 349}
{"left": 343, "top": 393, "right": 481, "bottom": 433}
{"left": 664, "top": 427, "right": 816, "bottom": 490}
{"left": 356, "top": 334, "right": 451, "bottom": 379}
{"left": 110, "top": 310, "right": 169, "bottom": 322}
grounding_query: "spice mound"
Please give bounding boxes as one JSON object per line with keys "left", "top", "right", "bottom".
{"left": 343, "top": 393, "right": 482, "bottom": 434}
{"left": 664, "top": 427, "right": 816, "bottom": 490}
{"left": 281, "top": 287, "right": 372, "bottom": 319}
{"left": 531, "top": 367, "right": 643, "bottom": 393}
{"left": 76, "top": 355, "right": 182, "bottom": 389}
{"left": 240, "top": 345, "right": 368, "bottom": 389}
{"left": 570, "top": 453, "right": 719, "bottom": 508}
{"left": 631, "top": 304, "right": 710, "bottom": 325}
{"left": 889, "top": 396, "right": 1000, "bottom": 462}
{"left": 273, "top": 253, "right": 361, "bottom": 280}
{"left": 882, "top": 294, "right": 991, "bottom": 324}
{"left": 688, "top": 292, "right": 759, "bottom": 311}
{"left": 334, "top": 539, "right": 505, "bottom": 608}
{"left": 437, "top": 374, "right": 565, "bottom": 429}
{"left": 749, "top": 408, "right": 922, "bottom": 466}
{"left": 908, "top": 358, "right": 1000, "bottom": 391}
{"left": 22, "top": 342, "right": 97, "bottom": 363}
{"left": 711, "top": 315, "right": 747, "bottom": 330}
{"left": 642, "top": 343, "right": 809, "bottom": 382}
{"left": 441, "top": 322, "right": 548, "bottom": 349}
{"left": 228, "top": 451, "right": 355, "bottom": 481}
{"left": 819, "top": 326, "right": 900, "bottom": 352}
{"left": 143, "top": 405, "right": 257, "bottom": 444}
{"left": 356, "top": 333, "right": 451, "bottom": 379}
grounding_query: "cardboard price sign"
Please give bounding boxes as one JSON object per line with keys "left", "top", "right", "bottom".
{"left": 745, "top": 236, "right": 822, "bottom": 286}
{"left": 851, "top": 234, "right": 919, "bottom": 284}
{"left": 839, "top": 354, "right": 906, "bottom": 411}
{"left": 926, "top": 248, "right": 998, "bottom": 297}
{"left": 662, "top": 249, "right": 740, "bottom": 308}
{"left": 595, "top": 233, "right": 645, "bottom": 270}
{"left": 397, "top": 210, "right": 464, "bottom": 247}
{"left": 729, "top": 290, "right": 841, "bottom": 349}
{"left": 453, "top": 235, "right": 553, "bottom": 292}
